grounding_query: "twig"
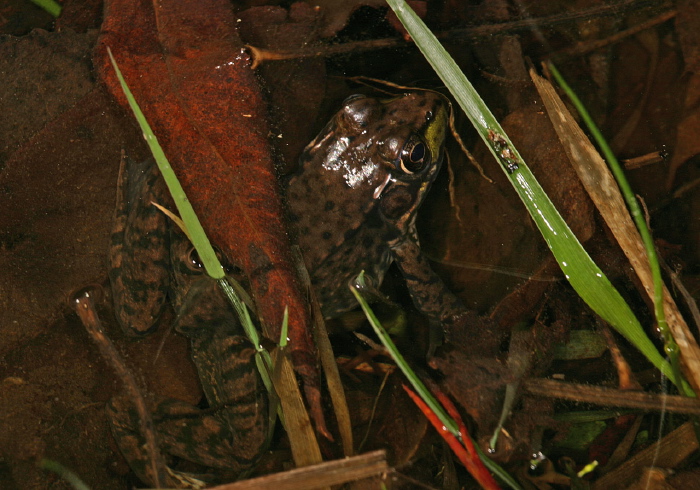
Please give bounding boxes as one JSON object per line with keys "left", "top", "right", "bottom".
{"left": 592, "top": 421, "right": 698, "bottom": 489}
{"left": 523, "top": 378, "right": 700, "bottom": 415}
{"left": 247, "top": 0, "right": 669, "bottom": 66}
{"left": 550, "top": 9, "right": 676, "bottom": 59}
{"left": 71, "top": 286, "right": 168, "bottom": 488}
{"left": 204, "top": 450, "right": 388, "bottom": 490}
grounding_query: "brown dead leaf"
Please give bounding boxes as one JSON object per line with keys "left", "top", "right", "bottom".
{"left": 676, "top": 0, "right": 700, "bottom": 73}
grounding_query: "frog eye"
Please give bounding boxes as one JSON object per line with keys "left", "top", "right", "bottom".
{"left": 186, "top": 246, "right": 239, "bottom": 275}
{"left": 399, "top": 136, "right": 430, "bottom": 174}
{"left": 186, "top": 248, "right": 205, "bottom": 272}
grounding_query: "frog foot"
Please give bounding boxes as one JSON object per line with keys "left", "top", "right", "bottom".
{"left": 108, "top": 394, "right": 265, "bottom": 487}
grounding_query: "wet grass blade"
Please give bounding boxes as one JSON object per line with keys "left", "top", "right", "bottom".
{"left": 385, "top": 0, "right": 680, "bottom": 387}
{"left": 548, "top": 63, "right": 681, "bottom": 385}
{"left": 350, "top": 274, "right": 454, "bottom": 433}
{"left": 350, "top": 275, "right": 522, "bottom": 490}
{"left": 107, "top": 47, "right": 325, "bottom": 465}
{"left": 108, "top": 46, "right": 271, "bottom": 379}
{"left": 106, "top": 48, "right": 223, "bottom": 280}
{"left": 29, "top": 0, "right": 61, "bottom": 17}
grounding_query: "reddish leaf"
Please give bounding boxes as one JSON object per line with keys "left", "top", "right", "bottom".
{"left": 94, "top": 0, "right": 325, "bottom": 435}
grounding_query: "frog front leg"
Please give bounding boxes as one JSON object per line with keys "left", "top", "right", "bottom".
{"left": 388, "top": 229, "right": 468, "bottom": 348}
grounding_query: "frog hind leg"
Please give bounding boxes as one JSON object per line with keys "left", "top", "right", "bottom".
{"left": 108, "top": 388, "right": 265, "bottom": 485}
{"left": 155, "top": 393, "right": 267, "bottom": 475}
{"left": 107, "top": 395, "right": 204, "bottom": 488}
{"left": 170, "top": 277, "right": 269, "bottom": 472}
{"left": 106, "top": 297, "right": 267, "bottom": 486}
{"left": 109, "top": 156, "right": 172, "bottom": 335}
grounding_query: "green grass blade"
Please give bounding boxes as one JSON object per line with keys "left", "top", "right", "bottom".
{"left": 385, "top": 0, "right": 675, "bottom": 384}
{"left": 107, "top": 48, "right": 277, "bottom": 395}
{"left": 547, "top": 62, "right": 681, "bottom": 386}
{"left": 29, "top": 0, "right": 61, "bottom": 17}
{"left": 350, "top": 274, "right": 522, "bottom": 490}
{"left": 40, "top": 460, "right": 90, "bottom": 490}
{"left": 107, "top": 48, "right": 223, "bottom": 280}
{"left": 106, "top": 45, "right": 323, "bottom": 468}
{"left": 351, "top": 274, "right": 456, "bottom": 434}
{"left": 279, "top": 306, "right": 289, "bottom": 349}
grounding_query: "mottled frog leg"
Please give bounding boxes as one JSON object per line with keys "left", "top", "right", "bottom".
{"left": 109, "top": 157, "right": 172, "bottom": 335}
{"left": 109, "top": 389, "right": 264, "bottom": 486}
{"left": 107, "top": 396, "right": 206, "bottom": 488}
{"left": 166, "top": 230, "right": 267, "bottom": 474}
{"left": 170, "top": 261, "right": 268, "bottom": 474}
{"left": 389, "top": 228, "right": 466, "bottom": 348}
{"left": 107, "top": 275, "right": 268, "bottom": 485}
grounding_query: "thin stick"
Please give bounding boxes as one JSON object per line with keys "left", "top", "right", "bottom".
{"left": 523, "top": 378, "right": 700, "bottom": 415}
{"left": 248, "top": 0, "right": 668, "bottom": 65}
{"left": 71, "top": 287, "right": 167, "bottom": 488}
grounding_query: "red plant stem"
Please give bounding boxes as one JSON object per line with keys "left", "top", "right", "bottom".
{"left": 403, "top": 384, "right": 500, "bottom": 490}
{"left": 435, "top": 389, "right": 479, "bottom": 459}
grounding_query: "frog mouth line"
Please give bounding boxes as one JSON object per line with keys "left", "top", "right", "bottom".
{"left": 373, "top": 173, "right": 394, "bottom": 199}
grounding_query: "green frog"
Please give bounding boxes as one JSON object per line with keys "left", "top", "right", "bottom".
{"left": 286, "top": 91, "right": 464, "bottom": 328}
{"left": 107, "top": 90, "right": 463, "bottom": 486}
{"left": 108, "top": 157, "right": 268, "bottom": 487}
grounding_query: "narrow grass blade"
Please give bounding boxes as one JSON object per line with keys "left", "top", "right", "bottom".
{"left": 29, "top": 0, "right": 61, "bottom": 17}
{"left": 350, "top": 274, "right": 454, "bottom": 434}
{"left": 107, "top": 48, "right": 325, "bottom": 465}
{"left": 351, "top": 275, "right": 522, "bottom": 489}
{"left": 108, "top": 46, "right": 276, "bottom": 389}
{"left": 107, "top": 47, "right": 223, "bottom": 280}
{"left": 40, "top": 460, "right": 90, "bottom": 490}
{"left": 543, "top": 63, "right": 698, "bottom": 394}
{"left": 385, "top": 0, "right": 678, "bottom": 386}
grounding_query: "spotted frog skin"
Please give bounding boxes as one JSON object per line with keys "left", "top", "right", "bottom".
{"left": 108, "top": 157, "right": 267, "bottom": 487}
{"left": 107, "top": 90, "right": 462, "bottom": 486}
{"left": 286, "top": 91, "right": 464, "bottom": 326}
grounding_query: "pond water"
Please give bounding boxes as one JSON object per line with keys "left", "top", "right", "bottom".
{"left": 0, "top": 1, "right": 696, "bottom": 488}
